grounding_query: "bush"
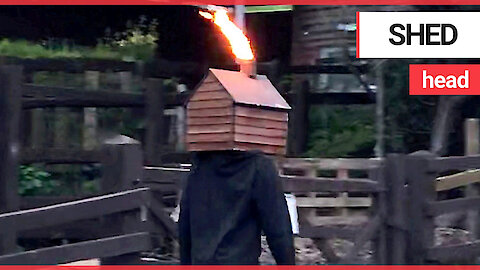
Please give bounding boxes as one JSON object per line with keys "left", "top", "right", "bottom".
{"left": 0, "top": 16, "right": 159, "bottom": 61}
{"left": 19, "top": 165, "right": 58, "bottom": 196}
{"left": 307, "top": 105, "right": 376, "bottom": 158}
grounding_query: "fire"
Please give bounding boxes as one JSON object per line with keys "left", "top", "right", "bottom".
{"left": 199, "top": 9, "right": 254, "bottom": 61}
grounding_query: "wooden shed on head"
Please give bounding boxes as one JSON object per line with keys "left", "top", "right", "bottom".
{"left": 186, "top": 68, "right": 291, "bottom": 155}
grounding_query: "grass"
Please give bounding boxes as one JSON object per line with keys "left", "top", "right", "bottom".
{"left": 0, "top": 39, "right": 151, "bottom": 61}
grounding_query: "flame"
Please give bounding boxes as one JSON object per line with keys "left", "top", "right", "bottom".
{"left": 199, "top": 9, "right": 254, "bottom": 61}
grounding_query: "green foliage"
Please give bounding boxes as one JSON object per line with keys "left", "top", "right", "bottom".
{"left": 0, "top": 38, "right": 126, "bottom": 60}
{"left": 0, "top": 16, "right": 158, "bottom": 61}
{"left": 19, "top": 165, "right": 58, "bottom": 196}
{"left": 102, "top": 16, "right": 159, "bottom": 61}
{"left": 0, "top": 39, "right": 82, "bottom": 59}
{"left": 307, "top": 105, "right": 376, "bottom": 157}
{"left": 382, "top": 60, "right": 437, "bottom": 153}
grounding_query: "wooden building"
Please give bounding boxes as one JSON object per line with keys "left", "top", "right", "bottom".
{"left": 186, "top": 67, "right": 291, "bottom": 155}
{"left": 291, "top": 5, "right": 414, "bottom": 67}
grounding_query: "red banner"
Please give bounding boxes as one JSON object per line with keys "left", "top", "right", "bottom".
{"left": 4, "top": 266, "right": 480, "bottom": 269}
{"left": 2, "top": 0, "right": 480, "bottom": 4}
{"left": 410, "top": 64, "right": 480, "bottom": 95}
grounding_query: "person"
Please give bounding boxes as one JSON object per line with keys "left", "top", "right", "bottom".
{"left": 178, "top": 150, "right": 295, "bottom": 265}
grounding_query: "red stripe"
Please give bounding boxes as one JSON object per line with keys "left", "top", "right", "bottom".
{"left": 6, "top": 266, "right": 480, "bottom": 269}
{"left": 356, "top": 11, "right": 360, "bottom": 59}
{"left": 0, "top": 0, "right": 476, "bottom": 4}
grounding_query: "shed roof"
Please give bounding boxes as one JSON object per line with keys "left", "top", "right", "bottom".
{"left": 208, "top": 68, "right": 291, "bottom": 110}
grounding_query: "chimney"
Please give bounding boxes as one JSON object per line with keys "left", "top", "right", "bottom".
{"left": 238, "top": 59, "right": 257, "bottom": 79}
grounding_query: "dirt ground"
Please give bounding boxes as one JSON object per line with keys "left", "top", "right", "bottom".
{"left": 65, "top": 227, "right": 474, "bottom": 265}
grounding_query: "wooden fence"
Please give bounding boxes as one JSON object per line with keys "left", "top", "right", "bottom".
{"left": 0, "top": 140, "right": 177, "bottom": 265}
{"left": 144, "top": 157, "right": 386, "bottom": 264}
{"left": 4, "top": 61, "right": 480, "bottom": 264}
{"left": 145, "top": 153, "right": 480, "bottom": 265}
{"left": 399, "top": 152, "right": 480, "bottom": 264}
{"left": 0, "top": 64, "right": 181, "bottom": 263}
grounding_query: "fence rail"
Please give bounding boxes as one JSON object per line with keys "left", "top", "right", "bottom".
{"left": 0, "top": 188, "right": 148, "bottom": 232}
{"left": 142, "top": 158, "right": 385, "bottom": 264}
{"left": 21, "top": 148, "right": 103, "bottom": 164}
{"left": 0, "top": 56, "right": 136, "bottom": 73}
{"left": 0, "top": 232, "right": 151, "bottom": 265}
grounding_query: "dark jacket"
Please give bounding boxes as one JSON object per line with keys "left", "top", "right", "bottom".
{"left": 178, "top": 151, "right": 295, "bottom": 265}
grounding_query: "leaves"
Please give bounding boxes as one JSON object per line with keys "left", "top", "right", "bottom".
{"left": 103, "top": 16, "right": 159, "bottom": 61}
{"left": 19, "top": 165, "right": 58, "bottom": 196}
{"left": 307, "top": 105, "right": 376, "bottom": 158}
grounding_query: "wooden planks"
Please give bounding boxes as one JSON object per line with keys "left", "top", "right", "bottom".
{"left": 234, "top": 133, "right": 286, "bottom": 146}
{"left": 186, "top": 80, "right": 234, "bottom": 152}
{"left": 187, "top": 100, "right": 232, "bottom": 109}
{"left": 234, "top": 142, "right": 285, "bottom": 155}
{"left": 283, "top": 158, "right": 383, "bottom": 170}
{"left": 232, "top": 106, "right": 288, "bottom": 154}
{"left": 189, "top": 90, "right": 231, "bottom": 101}
{"left": 187, "top": 107, "right": 233, "bottom": 118}
{"left": 426, "top": 196, "right": 480, "bottom": 216}
{"left": 187, "top": 133, "right": 232, "bottom": 143}
{"left": 234, "top": 116, "right": 287, "bottom": 130}
{"left": 0, "top": 188, "right": 148, "bottom": 232}
{"left": 0, "top": 232, "right": 151, "bottom": 265}
{"left": 22, "top": 84, "right": 188, "bottom": 109}
{"left": 1, "top": 56, "right": 135, "bottom": 73}
{"left": 187, "top": 69, "right": 290, "bottom": 154}
{"left": 281, "top": 175, "right": 381, "bottom": 193}
{"left": 299, "top": 224, "right": 360, "bottom": 239}
{"left": 188, "top": 124, "right": 232, "bottom": 134}
{"left": 144, "top": 167, "right": 189, "bottom": 185}
{"left": 426, "top": 240, "right": 480, "bottom": 263}
{"left": 21, "top": 148, "right": 103, "bottom": 164}
{"left": 406, "top": 152, "right": 436, "bottom": 264}
{"left": 188, "top": 116, "right": 233, "bottom": 125}
{"left": 0, "top": 65, "right": 22, "bottom": 254}
{"left": 429, "top": 155, "right": 480, "bottom": 172}
{"left": 235, "top": 125, "right": 287, "bottom": 138}
{"left": 436, "top": 169, "right": 480, "bottom": 191}
{"left": 188, "top": 142, "right": 234, "bottom": 152}
{"left": 234, "top": 106, "right": 288, "bottom": 121}
{"left": 296, "top": 197, "right": 372, "bottom": 208}
{"left": 341, "top": 214, "right": 382, "bottom": 263}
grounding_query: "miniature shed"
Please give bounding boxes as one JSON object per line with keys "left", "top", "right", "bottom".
{"left": 186, "top": 68, "right": 291, "bottom": 155}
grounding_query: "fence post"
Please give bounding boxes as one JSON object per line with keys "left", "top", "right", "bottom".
{"left": 385, "top": 154, "right": 407, "bottom": 264}
{"left": 406, "top": 151, "right": 436, "bottom": 264}
{"left": 464, "top": 118, "right": 479, "bottom": 237}
{"left": 119, "top": 71, "right": 132, "bottom": 92}
{"left": 288, "top": 79, "right": 309, "bottom": 156}
{"left": 83, "top": 70, "right": 100, "bottom": 150}
{"left": 370, "top": 163, "right": 387, "bottom": 264}
{"left": 100, "top": 136, "right": 145, "bottom": 264}
{"left": 145, "top": 78, "right": 165, "bottom": 166}
{"left": 0, "top": 65, "right": 22, "bottom": 254}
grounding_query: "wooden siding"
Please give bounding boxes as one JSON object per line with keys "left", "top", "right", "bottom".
{"left": 187, "top": 75, "right": 234, "bottom": 152}
{"left": 234, "top": 116, "right": 287, "bottom": 130}
{"left": 291, "top": 5, "right": 414, "bottom": 66}
{"left": 187, "top": 107, "right": 233, "bottom": 117}
{"left": 234, "top": 105, "right": 288, "bottom": 121}
{"left": 234, "top": 142, "right": 285, "bottom": 155}
{"left": 233, "top": 105, "right": 288, "bottom": 155}
{"left": 188, "top": 142, "right": 234, "bottom": 151}
{"left": 235, "top": 125, "right": 287, "bottom": 138}
{"left": 187, "top": 116, "right": 233, "bottom": 125}
{"left": 234, "top": 133, "right": 286, "bottom": 146}
{"left": 187, "top": 72, "right": 289, "bottom": 155}
{"left": 187, "top": 100, "right": 232, "bottom": 109}
{"left": 189, "top": 90, "right": 231, "bottom": 102}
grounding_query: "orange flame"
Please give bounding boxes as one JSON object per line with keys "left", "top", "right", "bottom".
{"left": 199, "top": 9, "right": 254, "bottom": 61}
